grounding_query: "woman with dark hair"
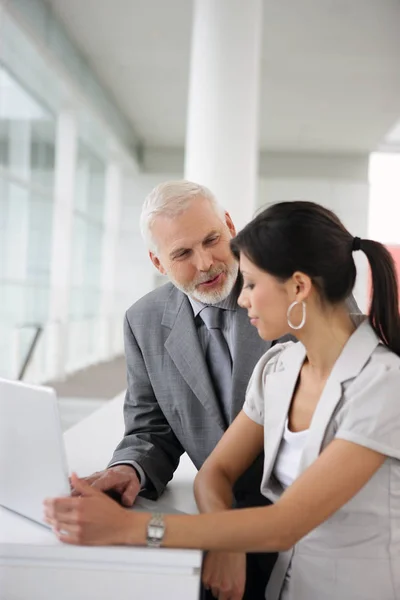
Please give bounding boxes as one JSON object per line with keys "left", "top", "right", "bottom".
{"left": 45, "top": 201, "right": 400, "bottom": 599}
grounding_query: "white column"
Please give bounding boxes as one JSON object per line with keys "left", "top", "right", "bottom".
{"left": 98, "top": 161, "right": 122, "bottom": 359}
{"left": 9, "top": 120, "right": 31, "bottom": 181}
{"left": 184, "top": 0, "right": 263, "bottom": 229}
{"left": 47, "top": 111, "right": 77, "bottom": 380}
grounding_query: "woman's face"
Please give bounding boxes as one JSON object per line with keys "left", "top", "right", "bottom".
{"left": 238, "top": 253, "right": 296, "bottom": 340}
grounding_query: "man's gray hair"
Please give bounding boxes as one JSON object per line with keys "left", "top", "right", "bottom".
{"left": 140, "top": 180, "right": 226, "bottom": 252}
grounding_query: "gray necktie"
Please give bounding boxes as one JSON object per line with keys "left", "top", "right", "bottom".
{"left": 200, "top": 306, "right": 232, "bottom": 424}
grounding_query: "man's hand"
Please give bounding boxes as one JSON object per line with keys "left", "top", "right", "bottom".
{"left": 72, "top": 465, "right": 141, "bottom": 507}
{"left": 202, "top": 551, "right": 246, "bottom": 600}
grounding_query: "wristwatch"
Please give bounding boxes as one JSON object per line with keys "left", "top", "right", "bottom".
{"left": 146, "top": 513, "right": 165, "bottom": 548}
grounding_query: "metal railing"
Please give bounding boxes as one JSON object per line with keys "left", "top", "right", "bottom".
{"left": 17, "top": 323, "right": 43, "bottom": 381}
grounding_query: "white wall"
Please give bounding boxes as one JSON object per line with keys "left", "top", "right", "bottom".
{"left": 369, "top": 152, "right": 400, "bottom": 244}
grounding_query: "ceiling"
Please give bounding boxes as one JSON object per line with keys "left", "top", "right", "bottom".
{"left": 44, "top": 0, "right": 400, "bottom": 154}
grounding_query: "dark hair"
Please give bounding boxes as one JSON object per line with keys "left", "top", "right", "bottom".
{"left": 231, "top": 201, "right": 400, "bottom": 357}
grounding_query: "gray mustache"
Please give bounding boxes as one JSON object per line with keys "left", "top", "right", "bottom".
{"left": 195, "top": 268, "right": 225, "bottom": 285}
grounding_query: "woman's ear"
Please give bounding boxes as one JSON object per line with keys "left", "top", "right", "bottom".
{"left": 292, "top": 271, "right": 312, "bottom": 301}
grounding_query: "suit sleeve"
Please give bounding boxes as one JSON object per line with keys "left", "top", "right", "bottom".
{"left": 108, "top": 313, "right": 184, "bottom": 499}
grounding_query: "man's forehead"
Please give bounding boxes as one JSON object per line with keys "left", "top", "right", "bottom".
{"left": 152, "top": 210, "right": 224, "bottom": 251}
{"left": 168, "top": 227, "right": 220, "bottom": 253}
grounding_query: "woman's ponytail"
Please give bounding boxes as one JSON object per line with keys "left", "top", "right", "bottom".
{"left": 360, "top": 239, "right": 400, "bottom": 356}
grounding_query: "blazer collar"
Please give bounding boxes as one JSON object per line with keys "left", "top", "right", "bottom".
{"left": 298, "top": 318, "right": 380, "bottom": 471}
{"left": 161, "top": 283, "right": 271, "bottom": 429}
{"left": 161, "top": 285, "right": 186, "bottom": 330}
{"left": 262, "top": 342, "right": 306, "bottom": 484}
{"left": 163, "top": 288, "right": 226, "bottom": 429}
{"left": 231, "top": 307, "right": 272, "bottom": 420}
{"left": 278, "top": 318, "right": 380, "bottom": 385}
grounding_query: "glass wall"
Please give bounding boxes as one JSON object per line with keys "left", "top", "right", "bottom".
{"left": 0, "top": 5, "right": 142, "bottom": 383}
{"left": 0, "top": 65, "right": 55, "bottom": 379}
{"left": 67, "top": 142, "right": 106, "bottom": 371}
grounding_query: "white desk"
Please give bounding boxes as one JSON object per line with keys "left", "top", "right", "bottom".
{"left": 0, "top": 394, "right": 202, "bottom": 600}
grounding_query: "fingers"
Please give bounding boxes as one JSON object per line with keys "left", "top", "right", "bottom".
{"left": 211, "top": 586, "right": 219, "bottom": 599}
{"left": 70, "top": 470, "right": 114, "bottom": 495}
{"left": 44, "top": 497, "right": 92, "bottom": 544}
{"left": 70, "top": 467, "right": 139, "bottom": 500}
{"left": 44, "top": 496, "right": 81, "bottom": 520}
{"left": 70, "top": 471, "right": 103, "bottom": 496}
{"left": 90, "top": 472, "right": 115, "bottom": 492}
{"left": 56, "top": 525, "right": 82, "bottom": 545}
{"left": 210, "top": 585, "right": 242, "bottom": 600}
{"left": 70, "top": 473, "right": 98, "bottom": 497}
{"left": 52, "top": 523, "right": 86, "bottom": 545}
{"left": 202, "top": 551, "right": 246, "bottom": 600}
{"left": 205, "top": 579, "right": 243, "bottom": 600}
{"left": 89, "top": 469, "right": 131, "bottom": 494}
{"left": 71, "top": 472, "right": 115, "bottom": 496}
{"left": 121, "top": 479, "right": 140, "bottom": 507}
{"left": 44, "top": 496, "right": 82, "bottom": 537}
{"left": 45, "top": 511, "right": 79, "bottom": 527}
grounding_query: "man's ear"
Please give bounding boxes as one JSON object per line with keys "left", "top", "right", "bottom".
{"left": 225, "top": 211, "right": 236, "bottom": 237}
{"left": 149, "top": 251, "right": 167, "bottom": 275}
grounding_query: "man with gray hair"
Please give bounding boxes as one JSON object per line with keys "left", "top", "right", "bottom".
{"left": 84, "top": 180, "right": 283, "bottom": 599}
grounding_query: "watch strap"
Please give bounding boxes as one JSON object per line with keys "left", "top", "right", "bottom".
{"left": 146, "top": 512, "right": 165, "bottom": 548}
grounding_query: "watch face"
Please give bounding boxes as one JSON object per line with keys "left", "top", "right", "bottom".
{"left": 149, "top": 525, "right": 162, "bottom": 539}
{"left": 147, "top": 514, "right": 165, "bottom": 546}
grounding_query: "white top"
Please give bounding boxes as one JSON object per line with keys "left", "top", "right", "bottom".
{"left": 273, "top": 419, "right": 309, "bottom": 489}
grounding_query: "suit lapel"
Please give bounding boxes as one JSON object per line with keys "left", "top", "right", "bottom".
{"left": 298, "top": 318, "right": 380, "bottom": 473}
{"left": 230, "top": 307, "right": 272, "bottom": 420}
{"left": 263, "top": 343, "right": 306, "bottom": 483}
{"left": 163, "top": 290, "right": 226, "bottom": 430}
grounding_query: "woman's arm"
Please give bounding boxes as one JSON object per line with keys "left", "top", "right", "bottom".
{"left": 159, "top": 439, "right": 385, "bottom": 552}
{"left": 194, "top": 411, "right": 264, "bottom": 512}
{"left": 45, "top": 439, "right": 385, "bottom": 551}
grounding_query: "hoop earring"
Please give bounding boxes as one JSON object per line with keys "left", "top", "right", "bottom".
{"left": 287, "top": 301, "right": 306, "bottom": 330}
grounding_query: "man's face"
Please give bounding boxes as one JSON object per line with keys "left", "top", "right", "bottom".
{"left": 149, "top": 197, "right": 238, "bottom": 303}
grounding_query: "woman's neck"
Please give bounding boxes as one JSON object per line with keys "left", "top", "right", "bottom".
{"left": 296, "top": 305, "right": 356, "bottom": 380}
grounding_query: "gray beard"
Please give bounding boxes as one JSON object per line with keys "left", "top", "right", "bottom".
{"left": 169, "top": 262, "right": 239, "bottom": 304}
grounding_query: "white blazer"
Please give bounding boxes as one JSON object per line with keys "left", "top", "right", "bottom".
{"left": 244, "top": 319, "right": 400, "bottom": 600}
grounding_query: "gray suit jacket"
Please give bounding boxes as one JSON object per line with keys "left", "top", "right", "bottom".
{"left": 110, "top": 281, "right": 277, "bottom": 502}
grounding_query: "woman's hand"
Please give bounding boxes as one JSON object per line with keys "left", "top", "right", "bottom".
{"left": 202, "top": 551, "right": 246, "bottom": 600}
{"left": 44, "top": 473, "right": 142, "bottom": 546}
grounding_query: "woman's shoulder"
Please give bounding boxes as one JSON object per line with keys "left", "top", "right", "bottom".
{"left": 363, "top": 343, "right": 400, "bottom": 378}
{"left": 251, "top": 339, "right": 299, "bottom": 382}
{"left": 243, "top": 340, "right": 299, "bottom": 424}
{"left": 370, "top": 343, "right": 400, "bottom": 368}
{"left": 335, "top": 342, "right": 400, "bottom": 460}
{"left": 346, "top": 341, "right": 400, "bottom": 399}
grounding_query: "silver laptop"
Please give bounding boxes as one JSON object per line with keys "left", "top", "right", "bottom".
{"left": 0, "top": 378, "right": 70, "bottom": 527}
